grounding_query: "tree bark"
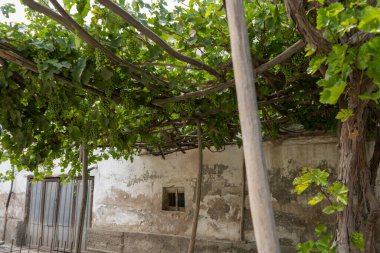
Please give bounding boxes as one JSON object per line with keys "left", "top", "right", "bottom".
{"left": 187, "top": 121, "right": 203, "bottom": 253}
{"left": 369, "top": 110, "right": 380, "bottom": 188}
{"left": 363, "top": 109, "right": 380, "bottom": 253}
{"left": 225, "top": 1, "right": 280, "bottom": 253}
{"left": 335, "top": 77, "right": 375, "bottom": 253}
{"left": 75, "top": 144, "right": 88, "bottom": 253}
{"left": 2, "top": 167, "right": 14, "bottom": 242}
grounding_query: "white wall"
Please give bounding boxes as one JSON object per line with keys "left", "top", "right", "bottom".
{"left": 1, "top": 134, "right": 379, "bottom": 246}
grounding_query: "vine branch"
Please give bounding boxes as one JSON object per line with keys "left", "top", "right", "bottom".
{"left": 97, "top": 0, "right": 224, "bottom": 80}
{"left": 153, "top": 39, "right": 306, "bottom": 105}
{"left": 283, "top": 0, "right": 330, "bottom": 53}
{"left": 22, "top": 0, "right": 168, "bottom": 95}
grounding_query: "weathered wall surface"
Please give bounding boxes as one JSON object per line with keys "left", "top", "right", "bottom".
{"left": 0, "top": 135, "right": 379, "bottom": 252}
{"left": 255, "top": 136, "right": 339, "bottom": 245}
{"left": 0, "top": 160, "right": 28, "bottom": 243}
{"left": 91, "top": 145, "right": 243, "bottom": 241}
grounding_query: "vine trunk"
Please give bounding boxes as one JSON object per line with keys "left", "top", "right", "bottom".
{"left": 336, "top": 78, "right": 379, "bottom": 253}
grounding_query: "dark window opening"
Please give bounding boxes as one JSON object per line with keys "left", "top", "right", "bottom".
{"left": 168, "top": 193, "right": 176, "bottom": 207}
{"left": 178, "top": 193, "right": 185, "bottom": 208}
{"left": 162, "top": 187, "right": 185, "bottom": 211}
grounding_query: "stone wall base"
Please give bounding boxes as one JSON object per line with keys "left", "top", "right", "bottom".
{"left": 86, "top": 228, "right": 295, "bottom": 253}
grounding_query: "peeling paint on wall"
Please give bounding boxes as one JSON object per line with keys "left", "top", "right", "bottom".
{"left": 0, "top": 135, "right": 379, "bottom": 250}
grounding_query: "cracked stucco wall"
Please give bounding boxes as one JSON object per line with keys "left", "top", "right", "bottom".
{"left": 91, "top": 145, "right": 244, "bottom": 241}
{"left": 0, "top": 135, "right": 379, "bottom": 249}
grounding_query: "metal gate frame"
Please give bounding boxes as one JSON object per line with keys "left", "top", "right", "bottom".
{"left": 24, "top": 176, "right": 94, "bottom": 249}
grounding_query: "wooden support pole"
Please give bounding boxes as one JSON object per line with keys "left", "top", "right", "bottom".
{"left": 187, "top": 121, "right": 203, "bottom": 253}
{"left": 75, "top": 143, "right": 88, "bottom": 253}
{"left": 240, "top": 158, "right": 246, "bottom": 242}
{"left": 225, "top": 1, "right": 280, "bottom": 253}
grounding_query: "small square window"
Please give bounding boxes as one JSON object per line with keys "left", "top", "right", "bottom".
{"left": 162, "top": 187, "right": 185, "bottom": 211}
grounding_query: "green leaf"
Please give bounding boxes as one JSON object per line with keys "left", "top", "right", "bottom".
{"left": 322, "top": 205, "right": 336, "bottom": 214}
{"left": 307, "top": 55, "right": 327, "bottom": 75}
{"left": 308, "top": 0, "right": 325, "bottom": 5}
{"left": 305, "top": 44, "right": 317, "bottom": 57}
{"left": 358, "top": 6, "right": 380, "bottom": 33}
{"left": 328, "top": 182, "right": 348, "bottom": 205}
{"left": 293, "top": 169, "right": 329, "bottom": 194}
{"left": 350, "top": 232, "right": 364, "bottom": 252}
{"left": 308, "top": 192, "right": 325, "bottom": 206}
{"left": 317, "top": 3, "right": 345, "bottom": 29}
{"left": 311, "top": 169, "right": 329, "bottom": 186}
{"left": 357, "top": 37, "right": 380, "bottom": 85}
{"left": 357, "top": 45, "right": 371, "bottom": 70}
{"left": 335, "top": 203, "right": 345, "bottom": 211}
{"left": 76, "top": 0, "right": 91, "bottom": 25}
{"left": 339, "top": 10, "right": 358, "bottom": 36}
{"left": 328, "top": 182, "right": 348, "bottom": 197}
{"left": 319, "top": 79, "right": 347, "bottom": 105}
{"left": 0, "top": 3, "right": 15, "bottom": 18}
{"left": 294, "top": 181, "right": 311, "bottom": 194}
{"left": 296, "top": 240, "right": 314, "bottom": 253}
{"left": 336, "top": 109, "right": 353, "bottom": 122}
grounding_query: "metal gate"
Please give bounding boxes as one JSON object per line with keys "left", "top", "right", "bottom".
{"left": 25, "top": 177, "right": 93, "bottom": 250}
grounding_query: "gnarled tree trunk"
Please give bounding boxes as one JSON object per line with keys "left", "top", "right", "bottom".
{"left": 336, "top": 78, "right": 380, "bottom": 253}
{"left": 336, "top": 95, "right": 366, "bottom": 253}
{"left": 282, "top": 0, "right": 380, "bottom": 251}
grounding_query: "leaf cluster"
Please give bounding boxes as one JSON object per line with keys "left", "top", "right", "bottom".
{"left": 293, "top": 167, "right": 348, "bottom": 214}
{"left": 0, "top": 0, "right": 338, "bottom": 178}
{"left": 306, "top": 1, "right": 380, "bottom": 107}
{"left": 293, "top": 167, "right": 364, "bottom": 253}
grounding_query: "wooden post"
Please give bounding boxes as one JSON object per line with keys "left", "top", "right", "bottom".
{"left": 187, "top": 121, "right": 203, "bottom": 253}
{"left": 225, "top": 1, "right": 280, "bottom": 252}
{"left": 75, "top": 143, "right": 88, "bottom": 253}
{"left": 240, "top": 158, "right": 246, "bottom": 242}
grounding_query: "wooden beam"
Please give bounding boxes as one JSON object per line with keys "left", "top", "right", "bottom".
{"left": 225, "top": 1, "right": 280, "bottom": 253}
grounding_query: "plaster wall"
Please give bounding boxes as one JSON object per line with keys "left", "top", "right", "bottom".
{"left": 91, "top": 144, "right": 243, "bottom": 241}
{"left": 0, "top": 135, "right": 379, "bottom": 250}
{"left": 0, "top": 160, "right": 28, "bottom": 242}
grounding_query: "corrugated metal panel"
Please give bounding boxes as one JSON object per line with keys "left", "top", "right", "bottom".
{"left": 26, "top": 178, "right": 93, "bottom": 250}
{"left": 27, "top": 181, "right": 43, "bottom": 245}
